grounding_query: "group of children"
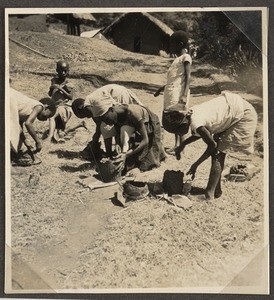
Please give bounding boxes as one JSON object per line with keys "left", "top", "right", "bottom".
{"left": 10, "top": 59, "right": 87, "bottom": 164}
{"left": 10, "top": 30, "right": 258, "bottom": 200}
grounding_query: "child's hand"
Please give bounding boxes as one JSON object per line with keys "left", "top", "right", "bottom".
{"left": 113, "top": 153, "right": 126, "bottom": 172}
{"left": 154, "top": 90, "right": 160, "bottom": 97}
{"left": 175, "top": 145, "right": 185, "bottom": 160}
{"left": 186, "top": 164, "right": 198, "bottom": 180}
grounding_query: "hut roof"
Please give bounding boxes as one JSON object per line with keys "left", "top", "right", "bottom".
{"left": 80, "top": 28, "right": 102, "bottom": 38}
{"left": 72, "top": 13, "right": 96, "bottom": 21}
{"left": 102, "top": 12, "right": 174, "bottom": 36}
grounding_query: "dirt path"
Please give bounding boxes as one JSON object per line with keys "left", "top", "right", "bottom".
{"left": 10, "top": 44, "right": 265, "bottom": 291}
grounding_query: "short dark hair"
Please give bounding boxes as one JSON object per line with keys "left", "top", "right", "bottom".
{"left": 170, "top": 31, "right": 189, "bottom": 47}
{"left": 162, "top": 110, "right": 189, "bottom": 134}
{"left": 56, "top": 60, "right": 69, "bottom": 70}
{"left": 39, "top": 97, "right": 57, "bottom": 115}
{"left": 72, "top": 98, "right": 85, "bottom": 117}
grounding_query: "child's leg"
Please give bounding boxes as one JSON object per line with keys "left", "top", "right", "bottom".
{"left": 64, "top": 120, "right": 87, "bottom": 134}
{"left": 47, "top": 116, "right": 57, "bottom": 141}
{"left": 18, "top": 130, "right": 24, "bottom": 153}
{"left": 101, "top": 123, "right": 117, "bottom": 157}
{"left": 214, "top": 152, "right": 226, "bottom": 198}
{"left": 166, "top": 134, "right": 185, "bottom": 155}
{"left": 120, "top": 125, "right": 135, "bottom": 153}
{"left": 175, "top": 134, "right": 181, "bottom": 147}
{"left": 205, "top": 151, "right": 226, "bottom": 200}
{"left": 104, "top": 137, "right": 113, "bottom": 158}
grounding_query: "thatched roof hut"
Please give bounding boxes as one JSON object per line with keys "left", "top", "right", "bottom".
{"left": 72, "top": 13, "right": 96, "bottom": 23}
{"left": 101, "top": 12, "right": 174, "bottom": 55}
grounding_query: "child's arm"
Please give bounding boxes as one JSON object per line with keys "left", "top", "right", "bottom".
{"left": 48, "top": 78, "right": 58, "bottom": 97}
{"left": 46, "top": 115, "right": 57, "bottom": 141}
{"left": 186, "top": 126, "right": 218, "bottom": 179}
{"left": 92, "top": 120, "right": 102, "bottom": 144}
{"left": 175, "top": 135, "right": 200, "bottom": 160}
{"left": 179, "top": 61, "right": 191, "bottom": 104}
{"left": 82, "top": 106, "right": 101, "bottom": 144}
{"left": 154, "top": 85, "right": 166, "bottom": 97}
{"left": 24, "top": 106, "right": 44, "bottom": 152}
{"left": 58, "top": 86, "right": 74, "bottom": 100}
{"left": 186, "top": 146, "right": 212, "bottom": 179}
{"left": 114, "top": 132, "right": 121, "bottom": 155}
{"left": 114, "top": 121, "right": 149, "bottom": 172}
{"left": 196, "top": 126, "right": 217, "bottom": 150}
{"left": 85, "top": 120, "right": 102, "bottom": 157}
{"left": 48, "top": 86, "right": 53, "bottom": 97}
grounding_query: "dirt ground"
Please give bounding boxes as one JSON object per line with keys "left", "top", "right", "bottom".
{"left": 8, "top": 29, "right": 266, "bottom": 292}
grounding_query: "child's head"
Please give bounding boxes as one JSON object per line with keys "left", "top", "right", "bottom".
{"left": 56, "top": 60, "right": 69, "bottom": 78}
{"left": 100, "top": 106, "right": 118, "bottom": 125}
{"left": 170, "top": 31, "right": 189, "bottom": 55}
{"left": 37, "top": 98, "right": 57, "bottom": 121}
{"left": 72, "top": 98, "right": 89, "bottom": 118}
{"left": 163, "top": 104, "right": 191, "bottom": 135}
{"left": 89, "top": 97, "right": 115, "bottom": 124}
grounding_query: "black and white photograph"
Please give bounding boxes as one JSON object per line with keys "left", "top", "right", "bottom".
{"left": 5, "top": 7, "right": 269, "bottom": 294}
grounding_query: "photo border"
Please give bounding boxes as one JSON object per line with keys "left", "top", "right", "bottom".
{"left": 1, "top": 1, "right": 273, "bottom": 299}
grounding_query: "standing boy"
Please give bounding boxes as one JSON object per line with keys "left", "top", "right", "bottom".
{"left": 154, "top": 31, "right": 192, "bottom": 155}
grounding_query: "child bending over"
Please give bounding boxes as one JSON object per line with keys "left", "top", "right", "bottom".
{"left": 163, "top": 92, "right": 257, "bottom": 200}
{"left": 89, "top": 98, "right": 166, "bottom": 173}
{"left": 10, "top": 88, "right": 56, "bottom": 164}
{"left": 72, "top": 84, "right": 144, "bottom": 159}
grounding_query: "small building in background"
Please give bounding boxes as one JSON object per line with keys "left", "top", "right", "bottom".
{"left": 101, "top": 12, "right": 174, "bottom": 55}
{"left": 67, "top": 13, "right": 96, "bottom": 36}
{"left": 80, "top": 28, "right": 108, "bottom": 41}
{"left": 47, "top": 13, "right": 97, "bottom": 36}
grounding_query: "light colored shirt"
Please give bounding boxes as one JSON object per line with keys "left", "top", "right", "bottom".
{"left": 164, "top": 53, "right": 192, "bottom": 108}
{"left": 84, "top": 84, "right": 143, "bottom": 107}
{"left": 190, "top": 92, "right": 245, "bottom": 136}
{"left": 11, "top": 88, "right": 43, "bottom": 123}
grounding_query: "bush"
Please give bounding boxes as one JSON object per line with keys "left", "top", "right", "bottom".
{"left": 193, "top": 12, "right": 262, "bottom": 93}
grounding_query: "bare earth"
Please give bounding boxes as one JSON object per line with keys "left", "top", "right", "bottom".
{"left": 8, "top": 31, "right": 266, "bottom": 292}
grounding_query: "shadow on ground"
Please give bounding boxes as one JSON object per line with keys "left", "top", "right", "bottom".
{"left": 191, "top": 68, "right": 222, "bottom": 78}
{"left": 49, "top": 150, "right": 91, "bottom": 161}
{"left": 191, "top": 82, "right": 241, "bottom": 95}
{"left": 59, "top": 162, "right": 96, "bottom": 173}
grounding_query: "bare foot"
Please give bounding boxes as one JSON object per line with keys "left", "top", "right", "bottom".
{"left": 205, "top": 190, "right": 214, "bottom": 200}
{"left": 214, "top": 189, "right": 223, "bottom": 198}
{"left": 165, "top": 147, "right": 176, "bottom": 156}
